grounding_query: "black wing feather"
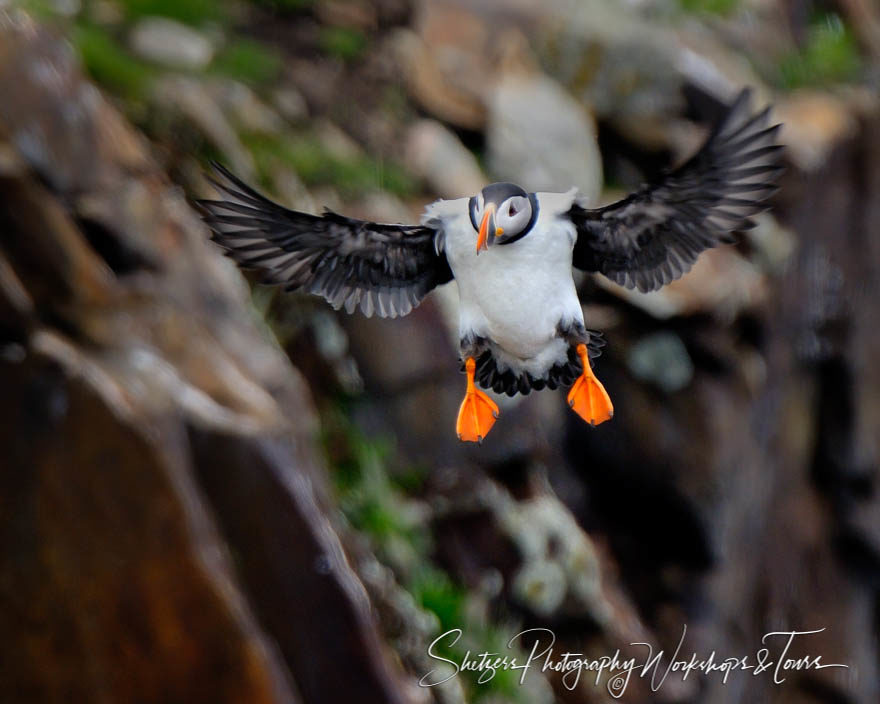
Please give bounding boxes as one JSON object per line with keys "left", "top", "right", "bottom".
{"left": 197, "top": 163, "right": 453, "bottom": 318}
{"left": 570, "top": 88, "right": 783, "bottom": 292}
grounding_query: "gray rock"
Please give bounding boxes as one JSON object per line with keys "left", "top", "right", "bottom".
{"left": 511, "top": 559, "right": 567, "bottom": 616}
{"left": 151, "top": 75, "right": 255, "bottom": 179}
{"left": 49, "top": 0, "right": 81, "bottom": 17}
{"left": 627, "top": 331, "right": 694, "bottom": 393}
{"left": 405, "top": 119, "right": 485, "bottom": 199}
{"left": 272, "top": 86, "right": 309, "bottom": 123}
{"left": 535, "top": 0, "right": 686, "bottom": 121}
{"left": 536, "top": 0, "right": 766, "bottom": 150}
{"left": 314, "top": 119, "right": 363, "bottom": 160}
{"left": 269, "top": 165, "right": 317, "bottom": 213}
{"left": 487, "top": 70, "right": 602, "bottom": 200}
{"left": 206, "top": 79, "right": 285, "bottom": 135}
{"left": 502, "top": 495, "right": 609, "bottom": 621}
{"left": 352, "top": 190, "right": 410, "bottom": 224}
{"left": 129, "top": 17, "right": 214, "bottom": 70}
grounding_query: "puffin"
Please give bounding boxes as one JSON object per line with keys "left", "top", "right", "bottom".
{"left": 198, "top": 88, "right": 782, "bottom": 443}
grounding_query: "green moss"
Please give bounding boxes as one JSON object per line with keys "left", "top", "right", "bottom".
{"left": 410, "top": 568, "right": 465, "bottom": 630}
{"left": 410, "top": 572, "right": 531, "bottom": 701}
{"left": 679, "top": 0, "right": 739, "bottom": 14}
{"left": 316, "top": 403, "right": 536, "bottom": 702}
{"left": 17, "top": 0, "right": 59, "bottom": 20}
{"left": 777, "top": 13, "right": 861, "bottom": 89}
{"left": 210, "top": 39, "right": 284, "bottom": 85}
{"left": 470, "top": 625, "right": 530, "bottom": 700}
{"left": 117, "top": 0, "right": 225, "bottom": 25}
{"left": 319, "top": 26, "right": 368, "bottom": 61}
{"left": 390, "top": 462, "right": 429, "bottom": 493}
{"left": 72, "top": 25, "right": 156, "bottom": 99}
{"left": 319, "top": 409, "right": 419, "bottom": 544}
{"left": 243, "top": 132, "right": 418, "bottom": 198}
{"left": 351, "top": 501, "right": 403, "bottom": 539}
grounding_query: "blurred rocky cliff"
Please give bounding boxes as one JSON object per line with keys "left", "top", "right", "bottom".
{"left": 1, "top": 1, "right": 879, "bottom": 703}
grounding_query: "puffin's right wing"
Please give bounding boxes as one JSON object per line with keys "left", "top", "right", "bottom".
{"left": 198, "top": 163, "right": 453, "bottom": 318}
{"left": 568, "top": 88, "right": 782, "bottom": 292}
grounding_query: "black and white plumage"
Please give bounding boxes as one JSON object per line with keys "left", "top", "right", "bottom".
{"left": 199, "top": 167, "right": 452, "bottom": 319}
{"left": 570, "top": 89, "right": 782, "bottom": 291}
{"left": 199, "top": 88, "right": 782, "bottom": 400}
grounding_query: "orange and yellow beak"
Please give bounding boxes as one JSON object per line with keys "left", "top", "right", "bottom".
{"left": 476, "top": 204, "right": 504, "bottom": 254}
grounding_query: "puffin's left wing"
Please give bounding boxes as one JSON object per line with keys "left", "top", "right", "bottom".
{"left": 569, "top": 88, "right": 782, "bottom": 292}
{"left": 198, "top": 163, "right": 453, "bottom": 318}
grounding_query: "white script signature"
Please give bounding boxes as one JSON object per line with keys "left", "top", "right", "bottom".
{"left": 419, "top": 626, "right": 849, "bottom": 697}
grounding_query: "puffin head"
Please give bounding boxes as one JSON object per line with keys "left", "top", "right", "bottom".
{"left": 469, "top": 182, "right": 538, "bottom": 254}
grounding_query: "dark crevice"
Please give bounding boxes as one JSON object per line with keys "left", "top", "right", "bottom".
{"left": 796, "top": 674, "right": 858, "bottom": 704}
{"left": 834, "top": 531, "right": 880, "bottom": 588}
{"left": 565, "top": 410, "right": 716, "bottom": 619}
{"left": 810, "top": 357, "right": 857, "bottom": 496}
{"left": 75, "top": 216, "right": 159, "bottom": 275}
{"left": 595, "top": 119, "right": 673, "bottom": 191}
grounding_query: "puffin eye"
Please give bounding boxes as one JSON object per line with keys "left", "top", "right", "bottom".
{"left": 508, "top": 203, "right": 517, "bottom": 216}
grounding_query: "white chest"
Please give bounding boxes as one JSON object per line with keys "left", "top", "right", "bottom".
{"left": 444, "top": 215, "right": 583, "bottom": 361}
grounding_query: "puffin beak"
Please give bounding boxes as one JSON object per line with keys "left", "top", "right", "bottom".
{"left": 476, "top": 204, "right": 503, "bottom": 254}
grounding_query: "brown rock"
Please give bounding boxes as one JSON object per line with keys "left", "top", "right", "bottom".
{"left": 394, "top": 1, "right": 491, "bottom": 131}
{"left": 405, "top": 118, "right": 486, "bottom": 198}
{"left": 775, "top": 90, "right": 861, "bottom": 173}
{"left": 0, "top": 14, "right": 416, "bottom": 704}
{"left": 0, "top": 352, "right": 298, "bottom": 704}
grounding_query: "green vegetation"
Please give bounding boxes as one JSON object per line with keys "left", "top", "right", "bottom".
{"left": 336, "top": 444, "right": 425, "bottom": 551}
{"left": 320, "top": 407, "right": 533, "bottom": 702}
{"left": 320, "top": 405, "right": 430, "bottom": 580}
{"left": 679, "top": 0, "right": 739, "bottom": 15}
{"left": 243, "top": 132, "right": 418, "bottom": 198}
{"left": 319, "top": 26, "right": 368, "bottom": 61}
{"left": 210, "top": 39, "right": 284, "bottom": 84}
{"left": 72, "top": 25, "right": 156, "bottom": 100}
{"left": 116, "top": 0, "right": 225, "bottom": 26}
{"left": 410, "top": 567, "right": 465, "bottom": 630}
{"left": 674, "top": 3, "right": 862, "bottom": 89}
{"left": 777, "top": 13, "right": 861, "bottom": 89}
{"left": 17, "top": 0, "right": 59, "bottom": 20}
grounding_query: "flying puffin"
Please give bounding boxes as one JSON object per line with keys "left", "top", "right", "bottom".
{"left": 198, "top": 88, "right": 782, "bottom": 443}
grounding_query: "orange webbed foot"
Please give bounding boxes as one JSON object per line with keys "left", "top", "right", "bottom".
{"left": 567, "top": 343, "right": 614, "bottom": 426}
{"left": 456, "top": 358, "right": 499, "bottom": 443}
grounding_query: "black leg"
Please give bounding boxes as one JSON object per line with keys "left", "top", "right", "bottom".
{"left": 557, "top": 320, "right": 605, "bottom": 370}
{"left": 459, "top": 332, "right": 490, "bottom": 361}
{"left": 557, "top": 319, "right": 589, "bottom": 346}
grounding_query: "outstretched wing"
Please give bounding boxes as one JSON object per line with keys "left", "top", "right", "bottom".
{"left": 197, "top": 163, "right": 453, "bottom": 318}
{"left": 569, "top": 88, "right": 783, "bottom": 292}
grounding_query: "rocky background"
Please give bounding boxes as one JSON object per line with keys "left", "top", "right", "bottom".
{"left": 1, "top": 0, "right": 878, "bottom": 702}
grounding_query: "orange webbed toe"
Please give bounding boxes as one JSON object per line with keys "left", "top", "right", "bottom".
{"left": 567, "top": 373, "right": 614, "bottom": 426}
{"left": 456, "top": 388, "right": 499, "bottom": 443}
{"left": 567, "top": 343, "right": 613, "bottom": 426}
